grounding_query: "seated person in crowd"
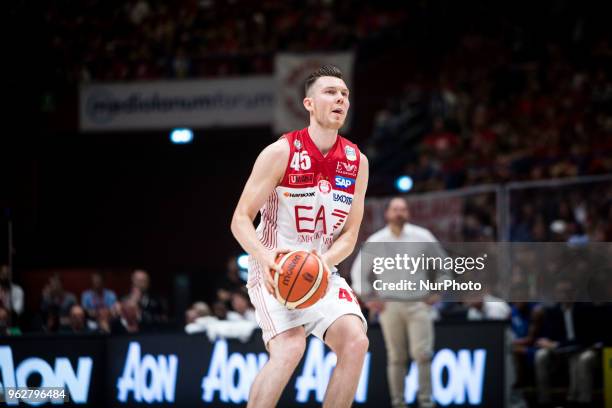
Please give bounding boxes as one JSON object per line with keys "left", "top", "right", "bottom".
{"left": 216, "top": 256, "right": 245, "bottom": 307}
{"left": 111, "top": 299, "right": 142, "bottom": 335}
{"left": 60, "top": 305, "right": 96, "bottom": 335}
{"left": 41, "top": 274, "right": 77, "bottom": 329}
{"left": 123, "top": 269, "right": 167, "bottom": 325}
{"left": 230, "top": 289, "right": 256, "bottom": 323}
{"left": 185, "top": 301, "right": 211, "bottom": 325}
{"left": 81, "top": 272, "right": 117, "bottom": 318}
{"left": 534, "top": 282, "right": 600, "bottom": 407}
{"left": 0, "top": 265, "right": 24, "bottom": 319}
{"left": 0, "top": 306, "right": 21, "bottom": 336}
{"left": 510, "top": 302, "right": 542, "bottom": 387}
{"left": 464, "top": 292, "right": 511, "bottom": 320}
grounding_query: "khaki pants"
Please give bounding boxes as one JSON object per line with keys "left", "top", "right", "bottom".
{"left": 379, "top": 301, "right": 434, "bottom": 407}
{"left": 535, "top": 348, "right": 597, "bottom": 404}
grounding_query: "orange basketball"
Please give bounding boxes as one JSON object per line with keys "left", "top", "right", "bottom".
{"left": 273, "top": 250, "right": 328, "bottom": 309}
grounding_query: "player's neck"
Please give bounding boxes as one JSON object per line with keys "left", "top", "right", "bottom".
{"left": 308, "top": 123, "right": 338, "bottom": 155}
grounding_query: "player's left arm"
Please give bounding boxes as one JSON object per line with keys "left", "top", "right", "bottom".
{"left": 321, "top": 153, "right": 369, "bottom": 270}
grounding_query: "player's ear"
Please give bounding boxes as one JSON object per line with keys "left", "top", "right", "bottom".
{"left": 303, "top": 96, "right": 313, "bottom": 113}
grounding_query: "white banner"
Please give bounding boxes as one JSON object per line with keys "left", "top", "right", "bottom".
{"left": 274, "top": 53, "right": 354, "bottom": 134}
{"left": 79, "top": 77, "right": 274, "bottom": 131}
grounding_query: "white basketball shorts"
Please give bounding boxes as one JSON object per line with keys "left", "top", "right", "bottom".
{"left": 246, "top": 272, "right": 367, "bottom": 346}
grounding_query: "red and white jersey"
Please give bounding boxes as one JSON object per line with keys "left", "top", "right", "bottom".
{"left": 251, "top": 127, "right": 361, "bottom": 277}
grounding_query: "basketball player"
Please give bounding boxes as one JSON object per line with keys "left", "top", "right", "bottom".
{"left": 231, "top": 65, "right": 369, "bottom": 408}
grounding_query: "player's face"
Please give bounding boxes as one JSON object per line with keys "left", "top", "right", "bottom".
{"left": 304, "top": 76, "right": 350, "bottom": 130}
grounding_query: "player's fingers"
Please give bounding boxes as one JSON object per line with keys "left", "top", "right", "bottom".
{"left": 275, "top": 248, "right": 291, "bottom": 256}
{"left": 268, "top": 255, "right": 284, "bottom": 275}
{"left": 270, "top": 262, "right": 283, "bottom": 275}
{"left": 265, "top": 267, "right": 276, "bottom": 282}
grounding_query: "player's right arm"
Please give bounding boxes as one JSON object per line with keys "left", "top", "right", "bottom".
{"left": 231, "top": 138, "right": 290, "bottom": 294}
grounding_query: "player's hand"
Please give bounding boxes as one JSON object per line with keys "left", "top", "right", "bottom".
{"left": 256, "top": 248, "right": 290, "bottom": 295}
{"left": 366, "top": 300, "right": 385, "bottom": 314}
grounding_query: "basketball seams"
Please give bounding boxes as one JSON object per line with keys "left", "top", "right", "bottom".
{"left": 274, "top": 251, "right": 295, "bottom": 303}
{"left": 275, "top": 251, "right": 329, "bottom": 309}
{"left": 282, "top": 252, "right": 311, "bottom": 306}
{"left": 288, "top": 256, "right": 324, "bottom": 308}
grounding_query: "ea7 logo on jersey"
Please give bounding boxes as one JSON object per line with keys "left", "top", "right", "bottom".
{"left": 336, "top": 161, "right": 358, "bottom": 177}
{"left": 289, "top": 173, "right": 314, "bottom": 186}
{"left": 335, "top": 176, "right": 355, "bottom": 189}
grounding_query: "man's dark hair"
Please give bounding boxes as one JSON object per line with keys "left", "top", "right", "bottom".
{"left": 385, "top": 196, "right": 409, "bottom": 212}
{"left": 304, "top": 65, "right": 344, "bottom": 96}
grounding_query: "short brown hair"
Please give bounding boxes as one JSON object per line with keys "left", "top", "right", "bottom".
{"left": 304, "top": 65, "right": 344, "bottom": 96}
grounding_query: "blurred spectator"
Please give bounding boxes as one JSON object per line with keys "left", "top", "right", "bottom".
{"left": 185, "top": 299, "right": 257, "bottom": 341}
{"left": 368, "top": 20, "right": 612, "bottom": 195}
{"left": 421, "top": 117, "right": 460, "bottom": 156}
{"left": 212, "top": 300, "right": 230, "bottom": 320}
{"left": 185, "top": 308, "right": 198, "bottom": 325}
{"left": 0, "top": 306, "right": 21, "bottom": 336}
{"left": 81, "top": 272, "right": 117, "bottom": 318}
{"left": 96, "top": 307, "right": 112, "bottom": 334}
{"left": 60, "top": 305, "right": 94, "bottom": 334}
{"left": 510, "top": 302, "right": 541, "bottom": 388}
{"left": 216, "top": 256, "right": 245, "bottom": 305}
{"left": 534, "top": 282, "right": 600, "bottom": 406}
{"left": 41, "top": 1, "right": 408, "bottom": 83}
{"left": 111, "top": 300, "right": 141, "bottom": 334}
{"left": 465, "top": 293, "right": 511, "bottom": 320}
{"left": 0, "top": 265, "right": 24, "bottom": 317}
{"left": 43, "top": 310, "right": 61, "bottom": 333}
{"left": 123, "top": 269, "right": 167, "bottom": 325}
{"left": 185, "top": 301, "right": 211, "bottom": 325}
{"left": 41, "top": 274, "right": 77, "bottom": 328}
{"left": 0, "top": 307, "right": 10, "bottom": 336}
{"left": 229, "top": 289, "right": 256, "bottom": 323}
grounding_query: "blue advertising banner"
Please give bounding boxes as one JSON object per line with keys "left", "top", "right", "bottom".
{"left": 0, "top": 322, "right": 507, "bottom": 407}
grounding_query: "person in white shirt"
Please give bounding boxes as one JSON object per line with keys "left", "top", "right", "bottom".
{"left": 351, "top": 197, "right": 445, "bottom": 408}
{"left": 0, "top": 265, "right": 24, "bottom": 317}
{"left": 465, "top": 293, "right": 511, "bottom": 320}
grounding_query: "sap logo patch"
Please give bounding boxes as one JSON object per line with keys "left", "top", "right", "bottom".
{"left": 334, "top": 176, "right": 355, "bottom": 189}
{"left": 289, "top": 173, "right": 314, "bottom": 186}
{"left": 333, "top": 193, "right": 353, "bottom": 205}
